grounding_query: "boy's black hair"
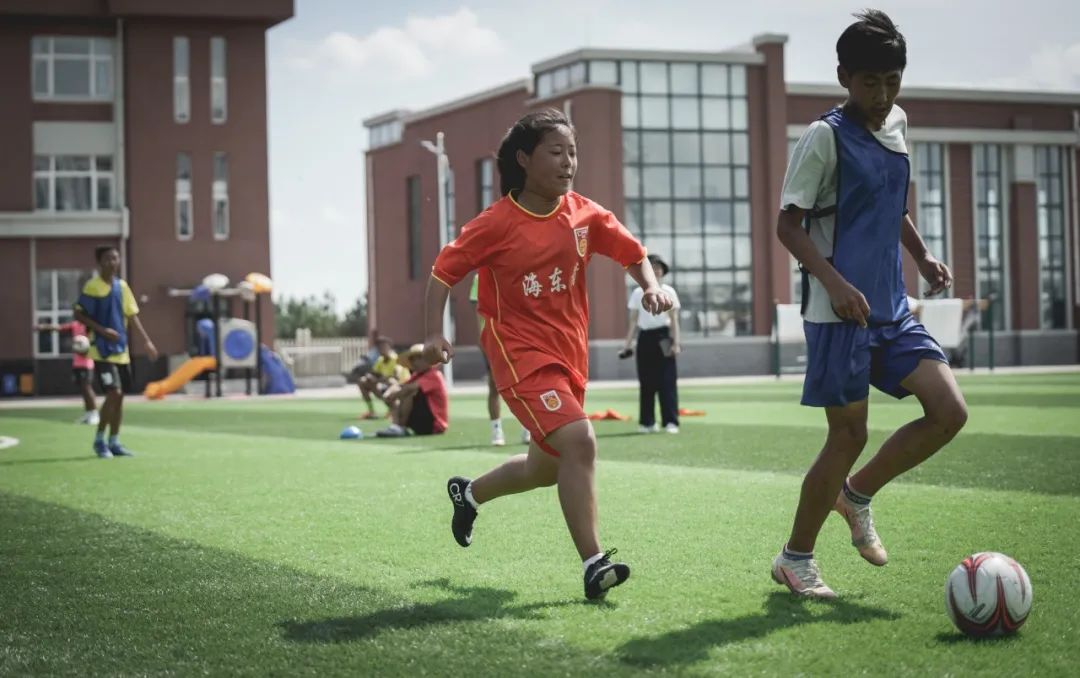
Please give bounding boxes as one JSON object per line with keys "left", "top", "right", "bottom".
{"left": 496, "top": 109, "right": 575, "bottom": 196}
{"left": 95, "top": 244, "right": 119, "bottom": 262}
{"left": 836, "top": 9, "right": 906, "bottom": 75}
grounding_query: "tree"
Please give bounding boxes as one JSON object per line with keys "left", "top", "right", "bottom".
{"left": 273, "top": 291, "right": 341, "bottom": 339}
{"left": 339, "top": 294, "right": 368, "bottom": 337}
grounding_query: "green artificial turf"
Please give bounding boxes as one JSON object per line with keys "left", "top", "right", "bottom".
{"left": 1, "top": 372, "right": 1077, "bottom": 675}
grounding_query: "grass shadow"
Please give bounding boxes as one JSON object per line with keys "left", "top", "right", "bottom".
{"left": 0, "top": 456, "right": 100, "bottom": 467}
{"left": 618, "top": 591, "right": 901, "bottom": 668}
{"left": 279, "top": 578, "right": 575, "bottom": 644}
{"left": 933, "top": 630, "right": 1023, "bottom": 645}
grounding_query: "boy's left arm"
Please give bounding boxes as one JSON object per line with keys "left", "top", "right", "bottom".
{"left": 129, "top": 315, "right": 159, "bottom": 360}
{"left": 901, "top": 214, "right": 953, "bottom": 297}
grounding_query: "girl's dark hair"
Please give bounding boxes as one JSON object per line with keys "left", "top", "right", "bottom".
{"left": 836, "top": 9, "right": 906, "bottom": 75}
{"left": 496, "top": 109, "right": 575, "bottom": 196}
{"left": 95, "top": 245, "right": 118, "bottom": 262}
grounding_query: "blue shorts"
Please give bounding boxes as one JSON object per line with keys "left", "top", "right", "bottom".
{"left": 801, "top": 315, "right": 948, "bottom": 407}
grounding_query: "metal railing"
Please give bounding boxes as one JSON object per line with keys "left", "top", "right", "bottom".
{"left": 275, "top": 334, "right": 369, "bottom": 377}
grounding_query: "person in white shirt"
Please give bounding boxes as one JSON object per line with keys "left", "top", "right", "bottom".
{"left": 620, "top": 254, "right": 682, "bottom": 434}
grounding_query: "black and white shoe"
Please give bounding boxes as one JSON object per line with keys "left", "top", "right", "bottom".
{"left": 584, "top": 548, "right": 631, "bottom": 600}
{"left": 447, "top": 476, "right": 477, "bottom": 547}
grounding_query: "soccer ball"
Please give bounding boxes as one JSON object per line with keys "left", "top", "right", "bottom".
{"left": 945, "top": 552, "right": 1032, "bottom": 637}
{"left": 72, "top": 335, "right": 91, "bottom": 355}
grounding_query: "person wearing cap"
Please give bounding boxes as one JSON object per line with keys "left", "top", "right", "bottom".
{"left": 357, "top": 335, "right": 410, "bottom": 420}
{"left": 620, "top": 254, "right": 682, "bottom": 434}
{"left": 377, "top": 344, "right": 449, "bottom": 437}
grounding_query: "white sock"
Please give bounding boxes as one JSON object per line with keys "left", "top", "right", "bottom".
{"left": 583, "top": 552, "right": 605, "bottom": 572}
{"left": 491, "top": 419, "right": 503, "bottom": 432}
{"left": 463, "top": 483, "right": 479, "bottom": 510}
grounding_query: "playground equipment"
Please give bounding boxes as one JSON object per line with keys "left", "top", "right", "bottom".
{"left": 143, "top": 272, "right": 294, "bottom": 399}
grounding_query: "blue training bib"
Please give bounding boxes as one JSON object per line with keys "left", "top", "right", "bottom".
{"left": 819, "top": 107, "right": 911, "bottom": 326}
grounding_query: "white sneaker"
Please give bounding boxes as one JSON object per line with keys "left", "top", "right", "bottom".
{"left": 834, "top": 495, "right": 888, "bottom": 566}
{"left": 491, "top": 429, "right": 506, "bottom": 446}
{"left": 771, "top": 551, "right": 837, "bottom": 598}
{"left": 86, "top": 410, "right": 99, "bottom": 426}
{"left": 638, "top": 424, "right": 659, "bottom": 434}
{"left": 520, "top": 429, "right": 531, "bottom": 444}
{"left": 664, "top": 423, "right": 680, "bottom": 434}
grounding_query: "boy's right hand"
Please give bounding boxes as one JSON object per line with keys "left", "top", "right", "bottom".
{"left": 827, "top": 278, "right": 870, "bottom": 328}
{"left": 423, "top": 336, "right": 454, "bottom": 364}
{"left": 101, "top": 328, "right": 120, "bottom": 342}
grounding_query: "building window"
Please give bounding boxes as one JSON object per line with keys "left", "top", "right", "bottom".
{"left": 176, "top": 153, "right": 193, "bottom": 240}
{"left": 622, "top": 60, "right": 752, "bottom": 336}
{"left": 174, "top": 37, "right": 190, "bottom": 123}
{"left": 915, "top": 142, "right": 949, "bottom": 295}
{"left": 974, "top": 144, "right": 1007, "bottom": 330}
{"left": 589, "top": 60, "right": 618, "bottom": 85}
{"left": 32, "top": 36, "right": 113, "bottom": 101}
{"left": 369, "top": 120, "right": 403, "bottom": 149}
{"left": 210, "top": 37, "right": 227, "bottom": 124}
{"left": 476, "top": 158, "right": 494, "bottom": 212}
{"left": 445, "top": 167, "right": 456, "bottom": 236}
{"left": 1036, "top": 146, "right": 1068, "bottom": 329}
{"left": 34, "top": 155, "right": 113, "bottom": 212}
{"left": 35, "top": 269, "right": 91, "bottom": 356}
{"left": 213, "top": 152, "right": 229, "bottom": 239}
{"left": 407, "top": 175, "right": 422, "bottom": 280}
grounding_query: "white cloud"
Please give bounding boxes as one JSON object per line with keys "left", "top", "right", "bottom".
{"left": 287, "top": 7, "right": 503, "bottom": 78}
{"left": 987, "top": 42, "right": 1080, "bottom": 91}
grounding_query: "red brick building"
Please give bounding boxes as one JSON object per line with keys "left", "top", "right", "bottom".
{"left": 367, "top": 36, "right": 1080, "bottom": 378}
{"left": 0, "top": 0, "right": 292, "bottom": 394}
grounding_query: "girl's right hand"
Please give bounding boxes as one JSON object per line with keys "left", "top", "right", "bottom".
{"left": 423, "top": 336, "right": 454, "bottom": 364}
{"left": 101, "top": 328, "right": 120, "bottom": 342}
{"left": 827, "top": 278, "right": 870, "bottom": 328}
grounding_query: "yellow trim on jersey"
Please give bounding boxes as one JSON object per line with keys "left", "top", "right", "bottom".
{"left": 488, "top": 319, "right": 520, "bottom": 384}
{"left": 487, "top": 275, "right": 520, "bottom": 383}
{"left": 510, "top": 386, "right": 547, "bottom": 437}
{"left": 431, "top": 272, "right": 453, "bottom": 288}
{"left": 508, "top": 191, "right": 563, "bottom": 219}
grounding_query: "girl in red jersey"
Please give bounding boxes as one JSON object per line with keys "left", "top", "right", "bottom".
{"left": 423, "top": 109, "right": 673, "bottom": 600}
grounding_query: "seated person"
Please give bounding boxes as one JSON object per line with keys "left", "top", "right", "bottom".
{"left": 358, "top": 336, "right": 409, "bottom": 419}
{"left": 376, "top": 344, "right": 448, "bottom": 437}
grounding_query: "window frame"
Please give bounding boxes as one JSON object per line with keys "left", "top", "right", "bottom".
{"left": 407, "top": 175, "right": 422, "bottom": 280}
{"left": 33, "top": 154, "right": 114, "bottom": 212}
{"left": 212, "top": 152, "right": 230, "bottom": 240}
{"left": 33, "top": 269, "right": 90, "bottom": 357}
{"left": 31, "top": 36, "right": 114, "bottom": 102}
{"left": 174, "top": 36, "right": 191, "bottom": 123}
{"left": 1035, "top": 145, "right": 1069, "bottom": 329}
{"left": 914, "top": 142, "right": 952, "bottom": 297}
{"left": 210, "top": 36, "right": 227, "bottom": 124}
{"left": 176, "top": 152, "right": 193, "bottom": 241}
{"left": 972, "top": 143, "right": 1010, "bottom": 330}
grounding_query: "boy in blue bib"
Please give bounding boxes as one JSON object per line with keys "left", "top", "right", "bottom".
{"left": 74, "top": 245, "right": 158, "bottom": 459}
{"left": 771, "top": 10, "right": 968, "bottom": 597}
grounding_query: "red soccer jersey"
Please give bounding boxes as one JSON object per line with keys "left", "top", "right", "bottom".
{"left": 409, "top": 367, "right": 449, "bottom": 433}
{"left": 432, "top": 191, "right": 646, "bottom": 392}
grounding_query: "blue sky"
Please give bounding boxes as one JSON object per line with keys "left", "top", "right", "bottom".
{"left": 266, "top": 0, "right": 1080, "bottom": 312}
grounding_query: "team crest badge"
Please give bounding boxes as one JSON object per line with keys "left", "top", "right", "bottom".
{"left": 573, "top": 227, "right": 588, "bottom": 258}
{"left": 540, "top": 390, "right": 562, "bottom": 412}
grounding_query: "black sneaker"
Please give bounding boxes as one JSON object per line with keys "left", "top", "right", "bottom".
{"left": 584, "top": 548, "right": 631, "bottom": 600}
{"left": 447, "top": 476, "right": 477, "bottom": 547}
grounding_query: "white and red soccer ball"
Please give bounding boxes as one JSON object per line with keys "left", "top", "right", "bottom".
{"left": 945, "top": 552, "right": 1032, "bottom": 637}
{"left": 72, "top": 335, "right": 91, "bottom": 355}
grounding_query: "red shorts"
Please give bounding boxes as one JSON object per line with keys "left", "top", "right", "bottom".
{"left": 500, "top": 364, "right": 586, "bottom": 457}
